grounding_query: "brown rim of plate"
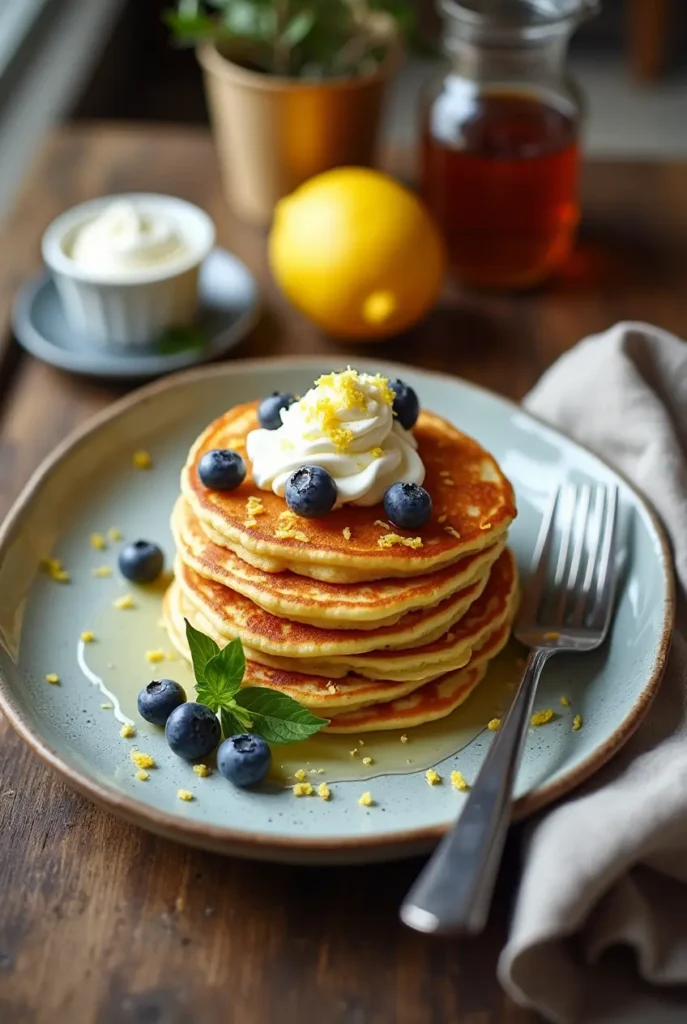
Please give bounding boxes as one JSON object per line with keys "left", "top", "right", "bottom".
{"left": 0, "top": 356, "right": 676, "bottom": 859}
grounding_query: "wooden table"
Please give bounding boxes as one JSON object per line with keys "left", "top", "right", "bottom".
{"left": 0, "top": 124, "right": 685, "bottom": 1024}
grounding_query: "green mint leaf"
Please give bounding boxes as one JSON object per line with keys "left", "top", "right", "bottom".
{"left": 185, "top": 622, "right": 245, "bottom": 712}
{"left": 156, "top": 326, "right": 208, "bottom": 355}
{"left": 220, "top": 706, "right": 245, "bottom": 739}
{"left": 234, "top": 687, "right": 329, "bottom": 744}
{"left": 185, "top": 618, "right": 220, "bottom": 689}
{"left": 205, "top": 637, "right": 245, "bottom": 698}
{"left": 226, "top": 698, "right": 253, "bottom": 732}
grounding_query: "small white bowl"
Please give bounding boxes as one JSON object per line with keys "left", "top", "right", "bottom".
{"left": 42, "top": 193, "right": 216, "bottom": 348}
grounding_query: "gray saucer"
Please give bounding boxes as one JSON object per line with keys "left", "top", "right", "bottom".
{"left": 12, "top": 248, "right": 259, "bottom": 379}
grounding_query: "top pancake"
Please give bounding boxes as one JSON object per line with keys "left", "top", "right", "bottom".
{"left": 172, "top": 495, "right": 505, "bottom": 630}
{"left": 181, "top": 402, "right": 516, "bottom": 583}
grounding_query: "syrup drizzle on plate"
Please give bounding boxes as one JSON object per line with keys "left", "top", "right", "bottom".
{"left": 79, "top": 580, "right": 520, "bottom": 786}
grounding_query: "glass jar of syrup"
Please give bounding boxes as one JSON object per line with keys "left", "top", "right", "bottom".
{"left": 421, "top": 0, "right": 598, "bottom": 289}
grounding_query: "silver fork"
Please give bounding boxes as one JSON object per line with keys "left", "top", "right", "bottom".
{"left": 400, "top": 483, "right": 619, "bottom": 936}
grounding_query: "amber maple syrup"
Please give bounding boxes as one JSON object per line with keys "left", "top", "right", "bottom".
{"left": 80, "top": 583, "right": 521, "bottom": 787}
{"left": 422, "top": 89, "right": 580, "bottom": 289}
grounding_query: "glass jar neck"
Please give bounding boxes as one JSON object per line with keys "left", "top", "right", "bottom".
{"left": 442, "top": 28, "right": 571, "bottom": 84}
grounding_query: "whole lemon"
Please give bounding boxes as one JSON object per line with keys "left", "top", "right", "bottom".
{"left": 268, "top": 168, "right": 446, "bottom": 339}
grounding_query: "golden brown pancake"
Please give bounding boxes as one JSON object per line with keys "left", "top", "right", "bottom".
{"left": 172, "top": 496, "right": 505, "bottom": 630}
{"left": 174, "top": 553, "right": 493, "bottom": 661}
{"left": 244, "top": 548, "right": 518, "bottom": 682}
{"left": 324, "top": 621, "right": 510, "bottom": 733}
{"left": 164, "top": 581, "right": 511, "bottom": 721}
{"left": 164, "top": 581, "right": 476, "bottom": 714}
{"left": 166, "top": 549, "right": 517, "bottom": 691}
{"left": 181, "top": 402, "right": 516, "bottom": 583}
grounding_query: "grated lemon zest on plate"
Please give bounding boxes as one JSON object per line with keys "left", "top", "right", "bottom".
{"left": 450, "top": 770, "right": 470, "bottom": 792}
{"left": 130, "top": 751, "right": 155, "bottom": 769}
{"left": 293, "top": 782, "right": 314, "bottom": 797}
{"left": 132, "top": 450, "right": 152, "bottom": 470}
{"left": 41, "top": 557, "right": 70, "bottom": 582}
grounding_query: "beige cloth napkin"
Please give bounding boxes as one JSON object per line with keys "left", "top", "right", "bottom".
{"left": 499, "top": 322, "right": 687, "bottom": 1024}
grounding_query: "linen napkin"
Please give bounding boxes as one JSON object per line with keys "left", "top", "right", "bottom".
{"left": 499, "top": 322, "right": 687, "bottom": 1024}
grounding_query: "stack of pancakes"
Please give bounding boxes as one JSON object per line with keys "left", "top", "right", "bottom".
{"left": 164, "top": 401, "right": 518, "bottom": 734}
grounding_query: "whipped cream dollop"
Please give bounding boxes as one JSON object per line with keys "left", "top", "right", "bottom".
{"left": 246, "top": 369, "right": 425, "bottom": 507}
{"left": 69, "top": 200, "right": 189, "bottom": 277}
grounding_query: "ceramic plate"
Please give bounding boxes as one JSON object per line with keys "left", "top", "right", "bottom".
{"left": 0, "top": 359, "right": 674, "bottom": 864}
{"left": 11, "top": 248, "right": 259, "bottom": 379}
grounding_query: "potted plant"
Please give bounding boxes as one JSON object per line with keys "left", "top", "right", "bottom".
{"left": 167, "top": 1, "right": 414, "bottom": 225}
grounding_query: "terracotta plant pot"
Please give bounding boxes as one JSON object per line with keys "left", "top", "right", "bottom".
{"left": 198, "top": 42, "right": 400, "bottom": 226}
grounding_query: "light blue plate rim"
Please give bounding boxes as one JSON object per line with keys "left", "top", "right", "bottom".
{"left": 11, "top": 248, "right": 260, "bottom": 380}
{"left": 0, "top": 356, "right": 675, "bottom": 864}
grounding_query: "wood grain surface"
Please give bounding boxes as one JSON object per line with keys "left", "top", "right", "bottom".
{"left": 0, "top": 124, "right": 686, "bottom": 1024}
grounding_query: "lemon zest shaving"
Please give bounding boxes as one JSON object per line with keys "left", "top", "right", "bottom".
{"left": 450, "top": 770, "right": 470, "bottom": 791}
{"left": 377, "top": 533, "right": 423, "bottom": 550}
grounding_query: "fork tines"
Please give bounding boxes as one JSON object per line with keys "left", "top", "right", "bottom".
{"left": 521, "top": 483, "right": 619, "bottom": 634}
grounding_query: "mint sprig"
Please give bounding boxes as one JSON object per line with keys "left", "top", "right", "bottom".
{"left": 184, "top": 619, "right": 329, "bottom": 744}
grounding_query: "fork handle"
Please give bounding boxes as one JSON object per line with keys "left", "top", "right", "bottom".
{"left": 400, "top": 647, "right": 553, "bottom": 936}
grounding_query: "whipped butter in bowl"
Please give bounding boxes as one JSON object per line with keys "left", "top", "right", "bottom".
{"left": 42, "top": 193, "right": 215, "bottom": 348}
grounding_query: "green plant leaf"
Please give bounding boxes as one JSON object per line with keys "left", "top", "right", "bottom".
{"left": 184, "top": 618, "right": 220, "bottom": 689}
{"left": 227, "top": 698, "right": 254, "bottom": 731}
{"left": 185, "top": 621, "right": 327, "bottom": 745}
{"left": 223, "top": 0, "right": 277, "bottom": 42}
{"left": 204, "top": 637, "right": 246, "bottom": 700}
{"left": 220, "top": 705, "right": 246, "bottom": 738}
{"left": 157, "top": 326, "right": 208, "bottom": 355}
{"left": 164, "top": 0, "right": 414, "bottom": 74}
{"left": 280, "top": 10, "right": 316, "bottom": 48}
{"left": 165, "top": 10, "right": 226, "bottom": 44}
{"left": 234, "top": 687, "right": 329, "bottom": 744}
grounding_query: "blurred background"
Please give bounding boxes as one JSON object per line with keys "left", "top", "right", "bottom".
{"left": 1, "top": 0, "right": 686, "bottom": 222}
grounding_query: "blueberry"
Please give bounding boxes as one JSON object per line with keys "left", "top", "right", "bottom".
{"left": 285, "top": 466, "right": 337, "bottom": 518}
{"left": 389, "top": 379, "right": 420, "bottom": 431}
{"left": 383, "top": 482, "right": 432, "bottom": 530}
{"left": 258, "top": 392, "right": 296, "bottom": 431}
{"left": 165, "top": 702, "right": 221, "bottom": 759}
{"left": 118, "top": 540, "right": 164, "bottom": 583}
{"left": 217, "top": 733, "right": 271, "bottom": 787}
{"left": 137, "top": 679, "right": 187, "bottom": 726}
{"left": 198, "top": 449, "right": 246, "bottom": 491}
